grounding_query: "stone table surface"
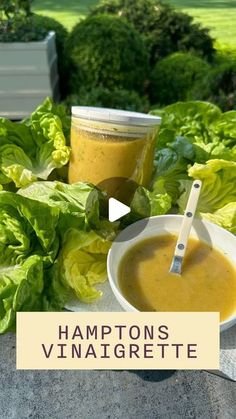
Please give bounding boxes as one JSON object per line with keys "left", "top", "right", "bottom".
{"left": 0, "top": 333, "right": 235, "bottom": 419}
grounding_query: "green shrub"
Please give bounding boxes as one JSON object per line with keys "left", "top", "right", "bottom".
{"left": 0, "top": 0, "right": 32, "bottom": 36}
{"left": 67, "top": 14, "right": 149, "bottom": 94}
{"left": 0, "top": 15, "right": 48, "bottom": 41}
{"left": 64, "top": 87, "right": 149, "bottom": 113}
{"left": 150, "top": 52, "right": 211, "bottom": 105}
{"left": 90, "top": 0, "right": 215, "bottom": 63}
{"left": 193, "top": 60, "right": 236, "bottom": 111}
{"left": 0, "top": 1, "right": 48, "bottom": 42}
{"left": 213, "top": 46, "right": 236, "bottom": 65}
{"left": 0, "top": 2, "right": 52, "bottom": 43}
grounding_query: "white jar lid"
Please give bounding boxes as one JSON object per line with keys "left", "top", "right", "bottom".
{"left": 72, "top": 106, "right": 161, "bottom": 127}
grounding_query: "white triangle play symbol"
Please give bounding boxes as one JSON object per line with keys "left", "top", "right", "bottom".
{"left": 108, "top": 197, "right": 131, "bottom": 222}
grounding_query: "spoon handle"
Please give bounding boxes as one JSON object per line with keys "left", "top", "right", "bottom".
{"left": 174, "top": 180, "right": 202, "bottom": 259}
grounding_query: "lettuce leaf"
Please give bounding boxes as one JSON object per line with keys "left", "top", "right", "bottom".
{"left": 0, "top": 144, "right": 38, "bottom": 188}
{"left": 0, "top": 255, "right": 44, "bottom": 333}
{"left": 0, "top": 182, "right": 112, "bottom": 332}
{"left": 29, "top": 96, "right": 70, "bottom": 145}
{"left": 119, "top": 179, "right": 172, "bottom": 225}
{"left": 154, "top": 101, "right": 221, "bottom": 151}
{"left": 153, "top": 136, "right": 196, "bottom": 203}
{"left": 153, "top": 101, "right": 236, "bottom": 164}
{"left": 29, "top": 98, "right": 70, "bottom": 178}
{"left": 199, "top": 203, "right": 236, "bottom": 235}
{"left": 19, "top": 181, "right": 93, "bottom": 211}
{"left": 0, "top": 98, "right": 70, "bottom": 189}
{"left": 0, "top": 190, "right": 63, "bottom": 333}
{"left": 178, "top": 159, "right": 236, "bottom": 233}
{"left": 0, "top": 117, "right": 36, "bottom": 155}
{"left": 18, "top": 181, "right": 107, "bottom": 235}
{"left": 0, "top": 191, "right": 59, "bottom": 267}
{"left": 213, "top": 110, "right": 236, "bottom": 148}
{"left": 58, "top": 229, "right": 111, "bottom": 303}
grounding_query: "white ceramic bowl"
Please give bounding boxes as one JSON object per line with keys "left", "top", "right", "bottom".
{"left": 107, "top": 215, "right": 236, "bottom": 332}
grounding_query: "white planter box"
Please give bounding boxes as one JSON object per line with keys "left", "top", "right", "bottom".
{"left": 0, "top": 31, "right": 59, "bottom": 119}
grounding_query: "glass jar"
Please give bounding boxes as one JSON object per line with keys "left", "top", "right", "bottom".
{"left": 69, "top": 107, "right": 161, "bottom": 202}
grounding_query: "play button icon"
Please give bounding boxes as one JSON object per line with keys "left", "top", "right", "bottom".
{"left": 108, "top": 198, "right": 131, "bottom": 222}
{"left": 85, "top": 176, "right": 151, "bottom": 242}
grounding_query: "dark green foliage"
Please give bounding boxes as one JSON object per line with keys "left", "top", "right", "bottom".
{"left": 193, "top": 60, "right": 236, "bottom": 111}
{"left": 0, "top": 0, "right": 32, "bottom": 18}
{"left": 150, "top": 52, "right": 210, "bottom": 105}
{"left": 0, "top": 0, "right": 35, "bottom": 40}
{"left": 190, "top": 48, "right": 236, "bottom": 111}
{"left": 64, "top": 87, "right": 149, "bottom": 113}
{"left": 90, "top": 0, "right": 215, "bottom": 63}
{"left": 67, "top": 14, "right": 149, "bottom": 94}
{"left": 0, "top": 15, "right": 48, "bottom": 41}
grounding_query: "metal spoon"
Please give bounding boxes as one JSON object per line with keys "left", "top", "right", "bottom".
{"left": 169, "top": 179, "right": 202, "bottom": 275}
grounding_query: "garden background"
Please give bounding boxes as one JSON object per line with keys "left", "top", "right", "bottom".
{"left": 33, "top": 0, "right": 236, "bottom": 46}
{"left": 1, "top": 0, "right": 236, "bottom": 113}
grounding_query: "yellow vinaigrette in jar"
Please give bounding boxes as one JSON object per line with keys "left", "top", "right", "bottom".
{"left": 69, "top": 107, "right": 161, "bottom": 201}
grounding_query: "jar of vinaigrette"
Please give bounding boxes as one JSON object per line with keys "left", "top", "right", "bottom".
{"left": 69, "top": 107, "right": 161, "bottom": 203}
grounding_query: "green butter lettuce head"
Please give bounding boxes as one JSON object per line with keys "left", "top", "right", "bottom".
{"left": 0, "top": 98, "right": 70, "bottom": 189}
{"left": 18, "top": 181, "right": 93, "bottom": 211}
{"left": 153, "top": 136, "right": 196, "bottom": 203}
{"left": 128, "top": 184, "right": 171, "bottom": 222}
{"left": 200, "top": 203, "right": 236, "bottom": 235}
{"left": 0, "top": 190, "right": 66, "bottom": 333}
{"left": 29, "top": 96, "right": 71, "bottom": 144}
{"left": 194, "top": 140, "right": 236, "bottom": 162}
{"left": 0, "top": 144, "right": 38, "bottom": 188}
{"left": 29, "top": 98, "right": 70, "bottom": 179}
{"left": 0, "top": 183, "right": 116, "bottom": 333}
{"left": 153, "top": 101, "right": 236, "bottom": 163}
{"left": 42, "top": 259, "right": 71, "bottom": 312}
{"left": 178, "top": 159, "right": 236, "bottom": 233}
{"left": 0, "top": 191, "right": 59, "bottom": 267}
{"left": 155, "top": 101, "right": 221, "bottom": 150}
{"left": 58, "top": 229, "right": 111, "bottom": 303}
{"left": 213, "top": 110, "right": 236, "bottom": 148}
{"left": 18, "top": 181, "right": 107, "bottom": 235}
{"left": 0, "top": 255, "right": 44, "bottom": 333}
{"left": 209, "top": 110, "right": 236, "bottom": 161}
{"left": 0, "top": 119, "right": 36, "bottom": 186}
{"left": 0, "top": 117, "right": 36, "bottom": 155}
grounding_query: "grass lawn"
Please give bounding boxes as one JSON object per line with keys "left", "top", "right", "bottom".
{"left": 33, "top": 0, "right": 98, "bottom": 30}
{"left": 33, "top": 0, "right": 236, "bottom": 46}
{"left": 168, "top": 0, "right": 236, "bottom": 47}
